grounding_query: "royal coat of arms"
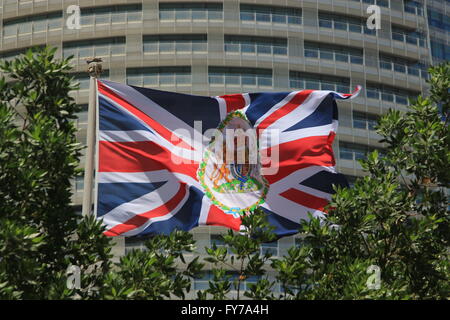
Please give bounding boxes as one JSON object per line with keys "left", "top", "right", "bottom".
{"left": 197, "top": 111, "right": 269, "bottom": 218}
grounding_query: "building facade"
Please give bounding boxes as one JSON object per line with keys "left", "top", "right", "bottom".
{"left": 1, "top": 0, "right": 448, "bottom": 293}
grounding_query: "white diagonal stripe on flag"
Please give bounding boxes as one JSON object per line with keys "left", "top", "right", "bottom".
{"left": 100, "top": 176, "right": 181, "bottom": 230}
{"left": 253, "top": 91, "right": 300, "bottom": 128}
{"left": 263, "top": 90, "right": 330, "bottom": 133}
{"left": 120, "top": 184, "right": 191, "bottom": 237}
{"left": 98, "top": 170, "right": 202, "bottom": 190}
{"left": 101, "top": 80, "right": 203, "bottom": 151}
{"left": 99, "top": 130, "right": 202, "bottom": 162}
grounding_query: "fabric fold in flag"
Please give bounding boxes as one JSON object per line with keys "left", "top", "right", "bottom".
{"left": 95, "top": 80, "right": 361, "bottom": 238}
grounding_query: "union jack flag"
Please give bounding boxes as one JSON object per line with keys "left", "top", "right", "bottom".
{"left": 96, "top": 80, "right": 360, "bottom": 238}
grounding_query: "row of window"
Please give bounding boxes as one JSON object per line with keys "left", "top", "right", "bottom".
{"left": 319, "top": 13, "right": 426, "bottom": 48}
{"left": 142, "top": 34, "right": 288, "bottom": 56}
{"left": 427, "top": 8, "right": 450, "bottom": 32}
{"left": 63, "top": 37, "right": 126, "bottom": 60}
{"left": 143, "top": 34, "right": 207, "bottom": 54}
{"left": 403, "top": 0, "right": 425, "bottom": 16}
{"left": 3, "top": 36, "right": 428, "bottom": 83}
{"left": 80, "top": 4, "right": 142, "bottom": 25}
{"left": 366, "top": 82, "right": 417, "bottom": 105}
{"left": 159, "top": 3, "right": 223, "bottom": 21}
{"left": 304, "top": 42, "right": 364, "bottom": 65}
{"left": 208, "top": 67, "right": 273, "bottom": 87}
{"left": 224, "top": 35, "right": 288, "bottom": 56}
{"left": 72, "top": 66, "right": 418, "bottom": 106}
{"left": 350, "top": 0, "right": 390, "bottom": 8}
{"left": 430, "top": 40, "right": 450, "bottom": 62}
{"left": 193, "top": 271, "right": 261, "bottom": 291}
{"left": 290, "top": 72, "right": 351, "bottom": 94}
{"left": 350, "top": 0, "right": 424, "bottom": 16}
{"left": 353, "top": 111, "right": 379, "bottom": 131}
{"left": 379, "top": 54, "right": 428, "bottom": 78}
{"left": 2, "top": 4, "right": 427, "bottom": 48}
{"left": 239, "top": 4, "right": 302, "bottom": 25}
{"left": 126, "top": 67, "right": 192, "bottom": 87}
{"left": 339, "top": 142, "right": 381, "bottom": 161}
{"left": 391, "top": 26, "right": 427, "bottom": 47}
{"left": 211, "top": 234, "right": 280, "bottom": 257}
{"left": 318, "top": 13, "right": 376, "bottom": 36}
{"left": 193, "top": 271, "right": 312, "bottom": 294}
{"left": 3, "top": 12, "right": 62, "bottom": 37}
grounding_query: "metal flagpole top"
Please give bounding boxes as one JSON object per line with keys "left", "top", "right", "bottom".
{"left": 85, "top": 57, "right": 103, "bottom": 78}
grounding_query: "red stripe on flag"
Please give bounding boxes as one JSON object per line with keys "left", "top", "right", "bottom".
{"left": 206, "top": 204, "right": 242, "bottom": 231}
{"left": 104, "top": 183, "right": 188, "bottom": 236}
{"left": 262, "top": 133, "right": 336, "bottom": 184}
{"left": 221, "top": 94, "right": 246, "bottom": 113}
{"left": 98, "top": 140, "right": 199, "bottom": 179}
{"left": 98, "top": 81, "right": 193, "bottom": 151}
{"left": 257, "top": 90, "right": 313, "bottom": 133}
{"left": 280, "top": 188, "right": 329, "bottom": 212}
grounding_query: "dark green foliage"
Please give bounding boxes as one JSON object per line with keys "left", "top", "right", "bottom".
{"left": 270, "top": 62, "right": 450, "bottom": 300}
{"left": 200, "top": 209, "right": 277, "bottom": 300}
{"left": 0, "top": 47, "right": 114, "bottom": 299}
{"left": 100, "top": 231, "right": 204, "bottom": 300}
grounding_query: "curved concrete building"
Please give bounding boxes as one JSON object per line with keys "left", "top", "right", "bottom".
{"left": 1, "top": 0, "right": 448, "bottom": 292}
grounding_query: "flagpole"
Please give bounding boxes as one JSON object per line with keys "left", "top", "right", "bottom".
{"left": 82, "top": 58, "right": 103, "bottom": 217}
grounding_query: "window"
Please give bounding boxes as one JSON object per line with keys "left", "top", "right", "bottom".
{"left": 143, "top": 34, "right": 207, "bottom": 53}
{"left": 404, "top": 0, "right": 423, "bottom": 16}
{"left": 209, "top": 67, "right": 273, "bottom": 87}
{"left": 379, "top": 53, "right": 428, "bottom": 78}
{"left": 391, "top": 26, "right": 426, "bottom": 47}
{"left": 240, "top": 4, "right": 302, "bottom": 25}
{"left": 339, "top": 142, "right": 375, "bottom": 161}
{"left": 126, "top": 67, "right": 191, "bottom": 86}
{"left": 224, "top": 35, "right": 287, "bottom": 56}
{"left": 318, "top": 12, "right": 375, "bottom": 35}
{"left": 0, "top": 47, "right": 36, "bottom": 61}
{"left": 76, "top": 104, "right": 89, "bottom": 125}
{"left": 366, "top": 82, "right": 418, "bottom": 105}
{"left": 353, "top": 111, "right": 379, "bottom": 130}
{"left": 75, "top": 175, "right": 84, "bottom": 192}
{"left": 159, "top": 3, "right": 223, "bottom": 21}
{"left": 430, "top": 40, "right": 450, "bottom": 62}
{"left": 261, "top": 241, "right": 278, "bottom": 256}
{"left": 72, "top": 70, "right": 110, "bottom": 91}
{"left": 304, "top": 42, "right": 363, "bottom": 64}
{"left": 80, "top": 4, "right": 142, "bottom": 26}
{"left": 210, "top": 234, "right": 233, "bottom": 254}
{"left": 427, "top": 9, "right": 450, "bottom": 32}
{"left": 351, "top": 0, "right": 390, "bottom": 8}
{"left": 193, "top": 272, "right": 211, "bottom": 290}
{"left": 3, "top": 11, "right": 62, "bottom": 37}
{"left": 290, "top": 72, "right": 350, "bottom": 93}
{"left": 63, "top": 37, "right": 126, "bottom": 60}
{"left": 193, "top": 271, "right": 262, "bottom": 291}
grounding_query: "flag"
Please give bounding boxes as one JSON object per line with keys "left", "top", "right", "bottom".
{"left": 96, "top": 80, "right": 360, "bottom": 238}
